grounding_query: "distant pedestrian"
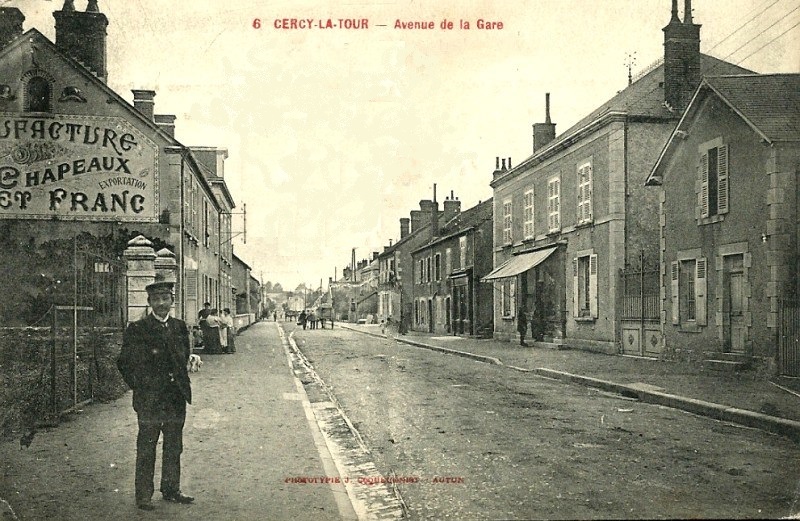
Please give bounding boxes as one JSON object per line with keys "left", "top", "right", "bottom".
{"left": 117, "top": 276, "right": 195, "bottom": 511}
{"left": 191, "top": 325, "right": 203, "bottom": 350}
{"left": 273, "top": 311, "right": 277, "bottom": 322}
{"left": 517, "top": 307, "right": 528, "bottom": 347}
{"left": 204, "top": 309, "right": 222, "bottom": 354}
{"left": 222, "top": 308, "right": 236, "bottom": 353}
{"left": 299, "top": 310, "right": 307, "bottom": 330}
{"left": 308, "top": 309, "right": 317, "bottom": 330}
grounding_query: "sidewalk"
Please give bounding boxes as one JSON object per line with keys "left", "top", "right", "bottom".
{"left": 0, "top": 321, "right": 350, "bottom": 521}
{"left": 341, "top": 324, "right": 800, "bottom": 441}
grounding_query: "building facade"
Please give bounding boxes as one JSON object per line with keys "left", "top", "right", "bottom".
{"left": 488, "top": 0, "right": 750, "bottom": 353}
{"left": 411, "top": 196, "right": 493, "bottom": 336}
{"left": 647, "top": 74, "right": 800, "bottom": 374}
{"left": 0, "top": 2, "right": 235, "bottom": 326}
{"left": 377, "top": 198, "right": 447, "bottom": 331}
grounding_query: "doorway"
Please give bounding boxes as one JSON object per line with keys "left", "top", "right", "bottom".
{"left": 722, "top": 254, "right": 746, "bottom": 353}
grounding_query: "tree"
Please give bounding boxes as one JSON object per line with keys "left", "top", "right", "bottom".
{"left": 273, "top": 283, "right": 283, "bottom": 293}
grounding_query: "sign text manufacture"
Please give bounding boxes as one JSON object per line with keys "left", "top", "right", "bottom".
{"left": 0, "top": 114, "right": 159, "bottom": 221}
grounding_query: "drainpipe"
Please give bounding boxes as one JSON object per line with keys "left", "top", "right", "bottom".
{"left": 165, "top": 146, "right": 187, "bottom": 322}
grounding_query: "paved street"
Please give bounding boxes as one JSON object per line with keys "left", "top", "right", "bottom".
{"left": 2, "top": 320, "right": 799, "bottom": 520}
{"left": 293, "top": 325, "right": 800, "bottom": 520}
{"left": 0, "top": 321, "right": 352, "bottom": 521}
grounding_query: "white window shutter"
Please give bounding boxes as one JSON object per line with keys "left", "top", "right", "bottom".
{"left": 500, "top": 282, "right": 505, "bottom": 316}
{"left": 510, "top": 279, "right": 516, "bottom": 317}
{"left": 577, "top": 170, "right": 584, "bottom": 222}
{"left": 695, "top": 257, "right": 707, "bottom": 326}
{"left": 717, "top": 145, "right": 729, "bottom": 215}
{"left": 572, "top": 258, "right": 579, "bottom": 317}
{"left": 586, "top": 164, "right": 593, "bottom": 221}
{"left": 589, "top": 254, "right": 598, "bottom": 318}
{"left": 554, "top": 179, "right": 561, "bottom": 229}
{"left": 700, "top": 152, "right": 709, "bottom": 218}
{"left": 671, "top": 261, "right": 680, "bottom": 325}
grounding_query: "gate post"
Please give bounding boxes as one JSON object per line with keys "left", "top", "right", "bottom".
{"left": 123, "top": 235, "right": 156, "bottom": 323}
{"left": 155, "top": 248, "right": 178, "bottom": 318}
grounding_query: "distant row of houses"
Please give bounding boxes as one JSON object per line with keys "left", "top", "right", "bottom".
{"left": 340, "top": 0, "right": 800, "bottom": 376}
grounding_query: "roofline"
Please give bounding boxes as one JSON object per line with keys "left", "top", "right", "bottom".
{"left": 646, "top": 74, "right": 791, "bottom": 186}
{"left": 210, "top": 178, "right": 237, "bottom": 209}
{"left": 703, "top": 80, "right": 773, "bottom": 144}
{"left": 8, "top": 29, "right": 181, "bottom": 146}
{"left": 645, "top": 82, "right": 706, "bottom": 186}
{"left": 6, "top": 30, "right": 233, "bottom": 212}
{"left": 492, "top": 110, "right": 631, "bottom": 187}
{"left": 377, "top": 223, "right": 432, "bottom": 258}
{"left": 232, "top": 251, "right": 251, "bottom": 270}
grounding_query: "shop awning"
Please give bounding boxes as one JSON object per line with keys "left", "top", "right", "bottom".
{"left": 481, "top": 247, "right": 557, "bottom": 282}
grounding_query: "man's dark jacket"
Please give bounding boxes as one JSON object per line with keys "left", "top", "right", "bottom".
{"left": 117, "top": 314, "right": 192, "bottom": 414}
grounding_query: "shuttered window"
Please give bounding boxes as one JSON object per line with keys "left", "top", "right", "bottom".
{"left": 700, "top": 143, "right": 729, "bottom": 218}
{"left": 502, "top": 199, "right": 513, "bottom": 244}
{"left": 671, "top": 257, "right": 707, "bottom": 325}
{"left": 523, "top": 188, "right": 534, "bottom": 239}
{"left": 577, "top": 162, "right": 593, "bottom": 224}
{"left": 573, "top": 253, "right": 598, "bottom": 318}
{"left": 548, "top": 177, "right": 560, "bottom": 232}
{"left": 501, "top": 279, "right": 516, "bottom": 318}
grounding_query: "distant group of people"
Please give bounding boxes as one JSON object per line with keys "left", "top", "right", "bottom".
{"left": 194, "top": 302, "right": 236, "bottom": 354}
{"left": 297, "top": 309, "right": 330, "bottom": 330}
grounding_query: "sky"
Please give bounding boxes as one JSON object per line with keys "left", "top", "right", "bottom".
{"left": 5, "top": 0, "right": 798, "bottom": 290}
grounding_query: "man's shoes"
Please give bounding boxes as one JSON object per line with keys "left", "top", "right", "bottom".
{"left": 136, "top": 499, "right": 155, "bottom": 511}
{"left": 162, "top": 491, "right": 194, "bottom": 504}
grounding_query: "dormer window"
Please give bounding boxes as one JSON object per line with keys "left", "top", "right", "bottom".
{"left": 26, "top": 76, "right": 51, "bottom": 112}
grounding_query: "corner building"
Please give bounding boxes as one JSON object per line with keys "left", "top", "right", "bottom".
{"left": 488, "top": 0, "right": 750, "bottom": 353}
{"left": 0, "top": 2, "right": 234, "bottom": 325}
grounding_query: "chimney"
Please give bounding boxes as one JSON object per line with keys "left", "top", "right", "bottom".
{"left": 372, "top": 251, "right": 379, "bottom": 261}
{"left": 0, "top": 8, "right": 24, "bottom": 49}
{"left": 443, "top": 190, "right": 461, "bottom": 222}
{"left": 410, "top": 210, "right": 423, "bottom": 234}
{"left": 154, "top": 114, "right": 176, "bottom": 138}
{"left": 419, "top": 199, "right": 439, "bottom": 239}
{"left": 491, "top": 156, "right": 507, "bottom": 182}
{"left": 132, "top": 89, "right": 156, "bottom": 121}
{"left": 54, "top": 0, "right": 109, "bottom": 82}
{"left": 662, "top": 0, "right": 701, "bottom": 112}
{"left": 532, "top": 93, "right": 557, "bottom": 153}
{"left": 400, "top": 217, "right": 410, "bottom": 239}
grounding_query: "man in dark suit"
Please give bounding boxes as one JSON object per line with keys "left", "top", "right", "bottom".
{"left": 117, "top": 276, "right": 195, "bottom": 511}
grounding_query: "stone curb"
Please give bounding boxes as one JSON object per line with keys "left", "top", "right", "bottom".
{"left": 338, "top": 325, "right": 800, "bottom": 442}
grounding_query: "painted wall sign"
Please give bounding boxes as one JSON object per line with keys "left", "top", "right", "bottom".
{"left": 0, "top": 114, "right": 159, "bottom": 221}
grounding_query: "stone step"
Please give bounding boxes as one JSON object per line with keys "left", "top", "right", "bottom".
{"left": 703, "top": 359, "right": 749, "bottom": 372}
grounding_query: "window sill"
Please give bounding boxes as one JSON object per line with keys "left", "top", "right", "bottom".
{"left": 698, "top": 214, "right": 726, "bottom": 226}
{"left": 678, "top": 322, "right": 702, "bottom": 333}
{"left": 575, "top": 220, "right": 594, "bottom": 230}
{"left": 574, "top": 316, "right": 596, "bottom": 323}
{"left": 502, "top": 315, "right": 515, "bottom": 321}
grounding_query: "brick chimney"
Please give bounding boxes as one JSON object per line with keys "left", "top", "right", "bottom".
{"left": 410, "top": 210, "right": 423, "bottom": 234}
{"left": 419, "top": 199, "right": 439, "bottom": 239}
{"left": 0, "top": 8, "right": 24, "bottom": 49}
{"left": 663, "top": 0, "right": 701, "bottom": 112}
{"left": 154, "top": 114, "right": 176, "bottom": 138}
{"left": 443, "top": 190, "right": 461, "bottom": 222}
{"left": 533, "top": 93, "right": 556, "bottom": 153}
{"left": 132, "top": 89, "right": 155, "bottom": 121}
{"left": 491, "top": 156, "right": 510, "bottom": 182}
{"left": 54, "top": 0, "right": 108, "bottom": 82}
{"left": 400, "top": 217, "right": 410, "bottom": 239}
